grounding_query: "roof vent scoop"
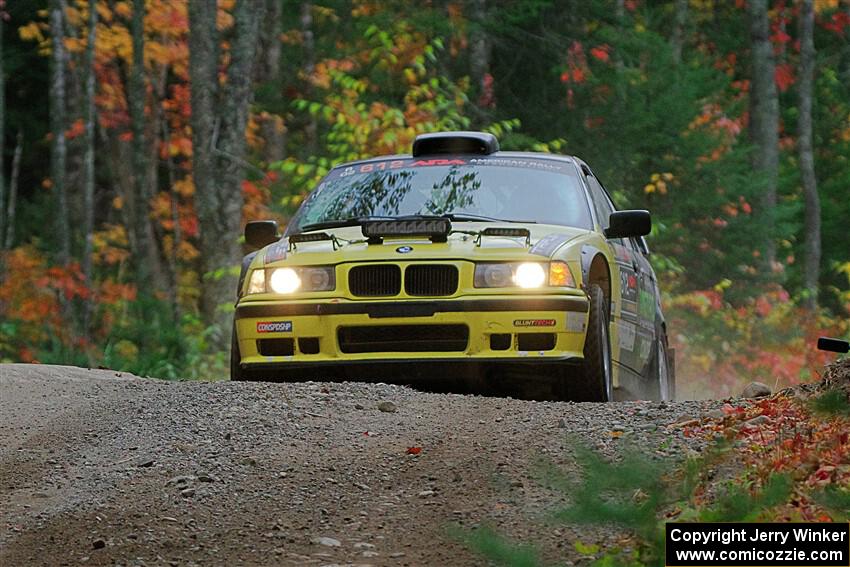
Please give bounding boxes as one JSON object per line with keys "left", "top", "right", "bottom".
{"left": 412, "top": 131, "right": 499, "bottom": 157}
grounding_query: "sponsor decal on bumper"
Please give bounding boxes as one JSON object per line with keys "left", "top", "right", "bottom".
{"left": 257, "top": 321, "right": 293, "bottom": 333}
{"left": 513, "top": 319, "right": 557, "bottom": 327}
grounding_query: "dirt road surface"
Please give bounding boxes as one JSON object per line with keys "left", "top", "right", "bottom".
{"left": 0, "top": 364, "right": 721, "bottom": 566}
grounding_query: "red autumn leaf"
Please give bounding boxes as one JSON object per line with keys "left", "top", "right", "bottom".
{"left": 770, "top": 30, "right": 791, "bottom": 45}
{"left": 822, "top": 11, "right": 850, "bottom": 34}
{"left": 406, "top": 447, "right": 422, "bottom": 455}
{"left": 774, "top": 64, "right": 795, "bottom": 92}
{"left": 571, "top": 67, "right": 586, "bottom": 83}
{"left": 590, "top": 46, "right": 610, "bottom": 62}
{"left": 66, "top": 119, "right": 85, "bottom": 139}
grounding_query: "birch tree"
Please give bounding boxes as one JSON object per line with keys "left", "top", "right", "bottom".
{"left": 82, "top": 0, "right": 97, "bottom": 325}
{"left": 798, "top": 0, "right": 820, "bottom": 309}
{"left": 49, "top": 0, "right": 70, "bottom": 265}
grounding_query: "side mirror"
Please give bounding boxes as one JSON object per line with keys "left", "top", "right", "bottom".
{"left": 818, "top": 337, "right": 850, "bottom": 353}
{"left": 605, "top": 210, "right": 651, "bottom": 239}
{"left": 244, "top": 220, "right": 279, "bottom": 250}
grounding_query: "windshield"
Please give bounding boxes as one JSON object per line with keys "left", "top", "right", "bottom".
{"left": 287, "top": 156, "right": 593, "bottom": 233}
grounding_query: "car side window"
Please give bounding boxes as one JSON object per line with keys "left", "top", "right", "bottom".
{"left": 633, "top": 236, "right": 650, "bottom": 256}
{"left": 583, "top": 170, "right": 615, "bottom": 230}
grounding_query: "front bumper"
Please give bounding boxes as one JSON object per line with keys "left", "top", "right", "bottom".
{"left": 234, "top": 295, "right": 590, "bottom": 370}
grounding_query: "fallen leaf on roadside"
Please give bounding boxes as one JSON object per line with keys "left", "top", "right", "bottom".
{"left": 406, "top": 447, "right": 422, "bottom": 455}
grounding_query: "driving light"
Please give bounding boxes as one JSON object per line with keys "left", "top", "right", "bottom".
{"left": 514, "top": 263, "right": 546, "bottom": 288}
{"left": 269, "top": 268, "right": 301, "bottom": 294}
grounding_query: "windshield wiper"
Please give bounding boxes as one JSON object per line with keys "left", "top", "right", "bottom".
{"left": 443, "top": 212, "right": 537, "bottom": 224}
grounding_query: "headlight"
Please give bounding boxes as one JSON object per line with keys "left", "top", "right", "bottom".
{"left": 514, "top": 262, "right": 546, "bottom": 288}
{"left": 247, "top": 269, "right": 267, "bottom": 294}
{"left": 474, "top": 261, "right": 575, "bottom": 289}
{"left": 245, "top": 266, "right": 336, "bottom": 295}
{"left": 301, "top": 266, "right": 334, "bottom": 291}
{"left": 269, "top": 268, "right": 301, "bottom": 294}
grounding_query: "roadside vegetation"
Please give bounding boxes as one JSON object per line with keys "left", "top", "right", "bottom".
{"left": 463, "top": 359, "right": 850, "bottom": 566}
{"left": 0, "top": 1, "right": 848, "bottom": 395}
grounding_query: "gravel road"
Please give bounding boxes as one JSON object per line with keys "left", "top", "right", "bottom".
{"left": 0, "top": 364, "right": 723, "bottom": 566}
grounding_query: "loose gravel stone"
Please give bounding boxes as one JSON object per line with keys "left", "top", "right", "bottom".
{"left": 745, "top": 415, "right": 772, "bottom": 426}
{"left": 741, "top": 382, "right": 772, "bottom": 398}
{"left": 0, "top": 363, "right": 724, "bottom": 567}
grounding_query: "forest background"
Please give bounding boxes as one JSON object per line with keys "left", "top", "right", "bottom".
{"left": 1, "top": 0, "right": 849, "bottom": 398}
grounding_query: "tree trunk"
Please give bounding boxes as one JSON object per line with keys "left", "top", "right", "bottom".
{"left": 161, "top": 118, "right": 182, "bottom": 321}
{"left": 189, "top": 0, "right": 219, "bottom": 334}
{"left": 82, "top": 0, "right": 97, "bottom": 328}
{"left": 260, "top": 0, "right": 282, "bottom": 82}
{"left": 747, "top": 0, "right": 780, "bottom": 271}
{"left": 212, "top": 0, "right": 265, "bottom": 344}
{"left": 301, "top": 2, "right": 317, "bottom": 156}
{"left": 129, "top": 0, "right": 153, "bottom": 291}
{"left": 50, "top": 0, "right": 71, "bottom": 265}
{"left": 798, "top": 0, "right": 820, "bottom": 310}
{"left": 841, "top": 0, "right": 850, "bottom": 92}
{"left": 258, "top": 0, "right": 285, "bottom": 165}
{"left": 470, "top": 0, "right": 492, "bottom": 108}
{"left": 671, "top": 0, "right": 688, "bottom": 64}
{"left": 0, "top": 15, "right": 5, "bottom": 249}
{"left": 4, "top": 131, "right": 22, "bottom": 249}
{"left": 190, "top": 0, "right": 265, "bottom": 346}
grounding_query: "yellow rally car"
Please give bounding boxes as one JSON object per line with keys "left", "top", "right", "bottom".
{"left": 231, "top": 132, "right": 673, "bottom": 401}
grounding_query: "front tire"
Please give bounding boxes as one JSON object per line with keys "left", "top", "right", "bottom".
{"left": 574, "top": 284, "right": 613, "bottom": 402}
{"left": 654, "top": 334, "right": 674, "bottom": 401}
{"left": 230, "top": 324, "right": 249, "bottom": 381}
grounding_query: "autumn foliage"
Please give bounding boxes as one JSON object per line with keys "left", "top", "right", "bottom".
{"left": 1, "top": 0, "right": 849, "bottom": 384}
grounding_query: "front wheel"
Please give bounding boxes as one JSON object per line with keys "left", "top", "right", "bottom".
{"left": 573, "top": 284, "right": 613, "bottom": 402}
{"left": 230, "top": 324, "right": 249, "bottom": 381}
{"left": 655, "top": 335, "right": 674, "bottom": 401}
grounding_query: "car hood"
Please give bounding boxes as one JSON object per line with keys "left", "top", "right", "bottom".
{"left": 258, "top": 223, "right": 590, "bottom": 267}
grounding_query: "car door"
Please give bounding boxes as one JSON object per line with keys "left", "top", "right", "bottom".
{"left": 630, "top": 236, "right": 659, "bottom": 372}
{"left": 582, "top": 168, "right": 651, "bottom": 377}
